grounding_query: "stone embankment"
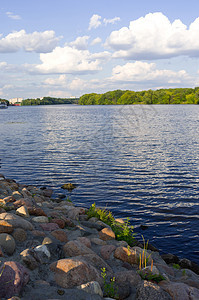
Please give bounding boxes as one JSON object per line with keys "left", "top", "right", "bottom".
{"left": 0, "top": 174, "right": 199, "bottom": 300}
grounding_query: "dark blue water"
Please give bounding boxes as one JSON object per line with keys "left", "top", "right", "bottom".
{"left": 0, "top": 105, "right": 199, "bottom": 263}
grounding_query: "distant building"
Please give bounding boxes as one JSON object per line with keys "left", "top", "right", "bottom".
{"left": 9, "top": 98, "right": 23, "bottom": 105}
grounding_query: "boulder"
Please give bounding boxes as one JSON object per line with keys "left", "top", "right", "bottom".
{"left": 28, "top": 207, "right": 47, "bottom": 216}
{"left": 63, "top": 240, "right": 94, "bottom": 257}
{"left": 51, "top": 218, "right": 65, "bottom": 229}
{"left": 136, "top": 280, "right": 172, "bottom": 300}
{"left": 12, "top": 228, "right": 27, "bottom": 242}
{"left": 51, "top": 229, "right": 68, "bottom": 242}
{"left": 161, "top": 253, "right": 179, "bottom": 264}
{"left": 77, "top": 237, "right": 91, "bottom": 248}
{"left": 77, "top": 281, "right": 103, "bottom": 297}
{"left": 0, "top": 213, "right": 33, "bottom": 230}
{"left": 32, "top": 216, "right": 49, "bottom": 223}
{"left": 160, "top": 281, "right": 199, "bottom": 300}
{"left": 100, "top": 245, "right": 116, "bottom": 260}
{"left": 20, "top": 249, "right": 40, "bottom": 270}
{"left": 114, "top": 270, "right": 141, "bottom": 286}
{"left": 0, "top": 220, "right": 14, "bottom": 233}
{"left": 78, "top": 253, "right": 113, "bottom": 274}
{"left": 0, "top": 233, "right": 15, "bottom": 255}
{"left": 16, "top": 205, "right": 30, "bottom": 218}
{"left": 50, "top": 258, "right": 101, "bottom": 288}
{"left": 91, "top": 237, "right": 107, "bottom": 245}
{"left": 99, "top": 228, "right": 115, "bottom": 241}
{"left": 0, "top": 261, "right": 29, "bottom": 298}
{"left": 114, "top": 246, "right": 152, "bottom": 266}
{"left": 114, "top": 246, "right": 137, "bottom": 264}
{"left": 40, "top": 223, "right": 59, "bottom": 231}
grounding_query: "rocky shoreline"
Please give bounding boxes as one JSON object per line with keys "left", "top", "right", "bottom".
{"left": 0, "top": 174, "right": 199, "bottom": 300}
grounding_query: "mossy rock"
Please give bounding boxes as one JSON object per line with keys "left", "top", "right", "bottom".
{"left": 61, "top": 183, "right": 77, "bottom": 191}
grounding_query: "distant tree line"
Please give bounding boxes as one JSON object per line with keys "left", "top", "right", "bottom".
{"left": 0, "top": 98, "right": 9, "bottom": 105}
{"left": 79, "top": 88, "right": 199, "bottom": 105}
{"left": 21, "top": 97, "right": 79, "bottom": 106}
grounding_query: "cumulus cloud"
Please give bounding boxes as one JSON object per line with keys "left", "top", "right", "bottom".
{"left": 103, "top": 17, "right": 121, "bottom": 25}
{"left": 0, "top": 30, "right": 60, "bottom": 53}
{"left": 69, "top": 36, "right": 90, "bottom": 50}
{"left": 35, "top": 46, "right": 107, "bottom": 74}
{"left": 105, "top": 12, "right": 199, "bottom": 59}
{"left": 91, "top": 37, "right": 102, "bottom": 46}
{"left": 6, "top": 11, "right": 21, "bottom": 20}
{"left": 89, "top": 14, "right": 120, "bottom": 30}
{"left": 44, "top": 75, "right": 67, "bottom": 86}
{"left": 110, "top": 61, "right": 190, "bottom": 84}
{"left": 88, "top": 14, "right": 102, "bottom": 30}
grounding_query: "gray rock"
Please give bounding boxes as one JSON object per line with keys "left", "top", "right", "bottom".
{"left": 0, "top": 261, "right": 29, "bottom": 298}
{"left": 77, "top": 281, "right": 103, "bottom": 297}
{"left": 0, "top": 213, "right": 33, "bottom": 230}
{"left": 136, "top": 280, "right": 172, "bottom": 300}
{"left": 0, "top": 233, "right": 16, "bottom": 255}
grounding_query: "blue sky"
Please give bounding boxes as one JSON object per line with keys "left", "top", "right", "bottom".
{"left": 1, "top": 0, "right": 199, "bottom": 99}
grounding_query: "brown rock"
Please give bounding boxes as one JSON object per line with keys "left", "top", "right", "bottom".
{"left": 40, "top": 223, "right": 59, "bottom": 231}
{"left": 100, "top": 245, "right": 116, "bottom": 260}
{"left": 114, "top": 246, "right": 137, "bottom": 264}
{"left": 12, "top": 228, "right": 27, "bottom": 242}
{"left": 63, "top": 240, "right": 94, "bottom": 257}
{"left": 13, "top": 199, "right": 32, "bottom": 208}
{"left": 28, "top": 207, "right": 47, "bottom": 216}
{"left": 160, "top": 281, "right": 199, "bottom": 300}
{"left": 51, "top": 218, "right": 65, "bottom": 229}
{"left": 77, "top": 237, "right": 91, "bottom": 248}
{"left": 114, "top": 246, "right": 152, "bottom": 266}
{"left": 0, "top": 220, "right": 14, "bottom": 233}
{"left": 50, "top": 258, "right": 101, "bottom": 288}
{"left": 51, "top": 230, "right": 68, "bottom": 242}
{"left": 32, "top": 230, "right": 46, "bottom": 237}
{"left": 99, "top": 228, "right": 115, "bottom": 241}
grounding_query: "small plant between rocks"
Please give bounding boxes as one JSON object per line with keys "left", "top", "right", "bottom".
{"left": 101, "top": 267, "right": 119, "bottom": 299}
{"left": 86, "top": 203, "right": 136, "bottom": 246}
{"left": 136, "top": 235, "right": 166, "bottom": 283}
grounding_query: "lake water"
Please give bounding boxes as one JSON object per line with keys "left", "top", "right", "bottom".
{"left": 0, "top": 104, "right": 199, "bottom": 263}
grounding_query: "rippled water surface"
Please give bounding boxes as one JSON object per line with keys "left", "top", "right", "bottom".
{"left": 0, "top": 105, "right": 199, "bottom": 263}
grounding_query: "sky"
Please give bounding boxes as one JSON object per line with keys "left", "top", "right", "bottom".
{"left": 1, "top": 0, "right": 199, "bottom": 99}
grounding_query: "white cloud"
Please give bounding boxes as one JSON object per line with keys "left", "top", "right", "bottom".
{"left": 35, "top": 46, "right": 105, "bottom": 74}
{"left": 0, "top": 30, "right": 60, "bottom": 53}
{"left": 44, "top": 75, "right": 67, "bottom": 86}
{"left": 88, "top": 14, "right": 102, "bottom": 30}
{"left": 103, "top": 17, "right": 121, "bottom": 25}
{"left": 105, "top": 12, "right": 199, "bottom": 59}
{"left": 69, "top": 36, "right": 90, "bottom": 50}
{"left": 91, "top": 37, "right": 102, "bottom": 46}
{"left": 110, "top": 61, "right": 190, "bottom": 84}
{"left": 47, "top": 90, "right": 72, "bottom": 98}
{"left": 6, "top": 11, "right": 21, "bottom": 20}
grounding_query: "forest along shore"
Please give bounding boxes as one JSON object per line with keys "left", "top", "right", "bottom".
{"left": 0, "top": 174, "right": 199, "bottom": 300}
